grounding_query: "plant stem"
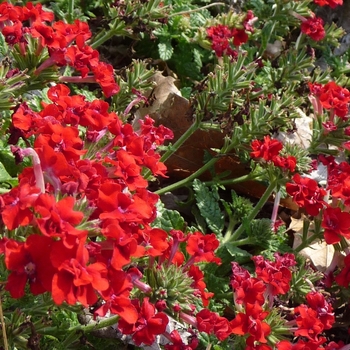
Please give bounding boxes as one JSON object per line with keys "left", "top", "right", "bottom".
{"left": 0, "top": 296, "right": 9, "bottom": 350}
{"left": 204, "top": 173, "right": 260, "bottom": 187}
{"left": 67, "top": 0, "right": 74, "bottom": 23}
{"left": 155, "top": 157, "right": 217, "bottom": 195}
{"left": 160, "top": 120, "right": 202, "bottom": 164}
{"left": 39, "top": 315, "right": 120, "bottom": 336}
{"left": 294, "top": 232, "right": 319, "bottom": 253}
{"left": 146, "top": 117, "right": 203, "bottom": 182}
{"left": 222, "top": 181, "right": 276, "bottom": 244}
{"left": 168, "top": 3, "right": 226, "bottom": 17}
{"left": 234, "top": 237, "right": 251, "bottom": 246}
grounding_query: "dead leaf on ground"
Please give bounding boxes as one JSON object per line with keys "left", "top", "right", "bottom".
{"left": 290, "top": 214, "right": 335, "bottom": 272}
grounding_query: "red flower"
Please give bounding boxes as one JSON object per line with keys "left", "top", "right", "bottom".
{"left": 186, "top": 232, "right": 221, "bottom": 264}
{"left": 301, "top": 16, "right": 325, "bottom": 41}
{"left": 164, "top": 330, "right": 199, "bottom": 350}
{"left": 188, "top": 265, "right": 214, "bottom": 307}
{"left": 250, "top": 136, "right": 283, "bottom": 162}
{"left": 286, "top": 173, "right": 327, "bottom": 216}
{"left": 319, "top": 81, "right": 350, "bottom": 119}
{"left": 335, "top": 253, "right": 350, "bottom": 287}
{"left": 321, "top": 207, "right": 350, "bottom": 244}
{"left": 52, "top": 257, "right": 109, "bottom": 307}
{"left": 34, "top": 194, "right": 86, "bottom": 246}
{"left": 294, "top": 305, "right": 324, "bottom": 340}
{"left": 92, "top": 62, "right": 120, "bottom": 98}
{"left": 4, "top": 235, "right": 55, "bottom": 298}
{"left": 313, "top": 0, "right": 343, "bottom": 8}
{"left": 117, "top": 297, "right": 168, "bottom": 346}
{"left": 0, "top": 182, "right": 41, "bottom": 230}
{"left": 2, "top": 21, "right": 23, "bottom": 45}
{"left": 95, "top": 269, "right": 138, "bottom": 324}
{"left": 252, "top": 254, "right": 295, "bottom": 296}
{"left": 233, "top": 277, "right": 266, "bottom": 306}
{"left": 230, "top": 303, "right": 271, "bottom": 344}
{"left": 306, "top": 291, "right": 334, "bottom": 330}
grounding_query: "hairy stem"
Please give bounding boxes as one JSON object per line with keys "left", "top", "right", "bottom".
{"left": 223, "top": 181, "right": 276, "bottom": 244}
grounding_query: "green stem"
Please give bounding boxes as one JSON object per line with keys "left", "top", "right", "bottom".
{"left": 204, "top": 172, "right": 260, "bottom": 187}
{"left": 222, "top": 181, "right": 277, "bottom": 244}
{"left": 67, "top": 0, "right": 74, "bottom": 23}
{"left": 234, "top": 237, "right": 252, "bottom": 246}
{"left": 168, "top": 2, "right": 226, "bottom": 17}
{"left": 146, "top": 117, "right": 203, "bottom": 182}
{"left": 294, "top": 232, "right": 319, "bottom": 253}
{"left": 155, "top": 157, "right": 219, "bottom": 195}
{"left": 155, "top": 134, "right": 241, "bottom": 194}
{"left": 160, "top": 120, "right": 202, "bottom": 164}
{"left": 39, "top": 315, "right": 120, "bottom": 336}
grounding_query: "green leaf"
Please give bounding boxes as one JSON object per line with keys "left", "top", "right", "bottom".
{"left": 158, "top": 41, "right": 174, "bottom": 61}
{"left": 193, "top": 179, "right": 224, "bottom": 235}
{"left": 151, "top": 201, "right": 185, "bottom": 232}
{"left": 225, "top": 243, "right": 252, "bottom": 263}
{"left": 0, "top": 161, "right": 14, "bottom": 182}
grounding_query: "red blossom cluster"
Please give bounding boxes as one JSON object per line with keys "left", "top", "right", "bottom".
{"left": 277, "top": 291, "right": 335, "bottom": 349}
{"left": 0, "top": 82, "right": 173, "bottom": 345}
{"left": 286, "top": 173, "right": 327, "bottom": 217}
{"left": 206, "top": 10, "right": 256, "bottom": 57}
{"left": 300, "top": 15, "right": 325, "bottom": 41}
{"left": 230, "top": 254, "right": 296, "bottom": 349}
{"left": 0, "top": 88, "right": 229, "bottom": 346}
{"left": 250, "top": 135, "right": 297, "bottom": 172}
{"left": 313, "top": 0, "right": 343, "bottom": 8}
{"left": 309, "top": 81, "right": 350, "bottom": 120}
{"left": 0, "top": 1, "right": 119, "bottom": 97}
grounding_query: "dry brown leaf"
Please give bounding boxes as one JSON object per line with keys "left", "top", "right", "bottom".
{"left": 291, "top": 215, "right": 335, "bottom": 272}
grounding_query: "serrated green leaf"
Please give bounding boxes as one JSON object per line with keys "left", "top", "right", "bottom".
{"left": 152, "top": 201, "right": 185, "bottom": 232}
{"left": 0, "top": 162, "right": 14, "bottom": 182}
{"left": 225, "top": 243, "right": 252, "bottom": 263}
{"left": 193, "top": 179, "right": 224, "bottom": 235}
{"left": 158, "top": 41, "right": 174, "bottom": 61}
{"left": 193, "top": 48, "right": 202, "bottom": 70}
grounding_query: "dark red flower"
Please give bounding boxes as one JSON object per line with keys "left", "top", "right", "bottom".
{"left": 286, "top": 173, "right": 327, "bottom": 216}
{"left": 301, "top": 16, "right": 325, "bottom": 41}
{"left": 306, "top": 291, "right": 334, "bottom": 330}
{"left": 335, "top": 253, "right": 350, "bottom": 287}
{"left": 321, "top": 207, "right": 350, "bottom": 244}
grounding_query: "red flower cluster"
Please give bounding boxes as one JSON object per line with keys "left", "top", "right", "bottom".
{"left": 0, "top": 83, "right": 175, "bottom": 332}
{"left": 196, "top": 309, "right": 232, "bottom": 341}
{"left": 300, "top": 15, "right": 325, "bottom": 41}
{"left": 327, "top": 161, "right": 350, "bottom": 205}
{"left": 308, "top": 81, "right": 350, "bottom": 119}
{"left": 321, "top": 207, "right": 350, "bottom": 244}
{"left": 250, "top": 135, "right": 297, "bottom": 172}
{"left": 286, "top": 173, "right": 327, "bottom": 216}
{"left": 206, "top": 11, "right": 255, "bottom": 58}
{"left": 313, "top": 0, "right": 343, "bottom": 8}
{"left": 294, "top": 291, "right": 334, "bottom": 341}
{"left": 118, "top": 298, "right": 168, "bottom": 346}
{"left": 230, "top": 254, "right": 296, "bottom": 348}
{"left": 335, "top": 253, "right": 350, "bottom": 287}
{"left": 0, "top": 2, "right": 119, "bottom": 97}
